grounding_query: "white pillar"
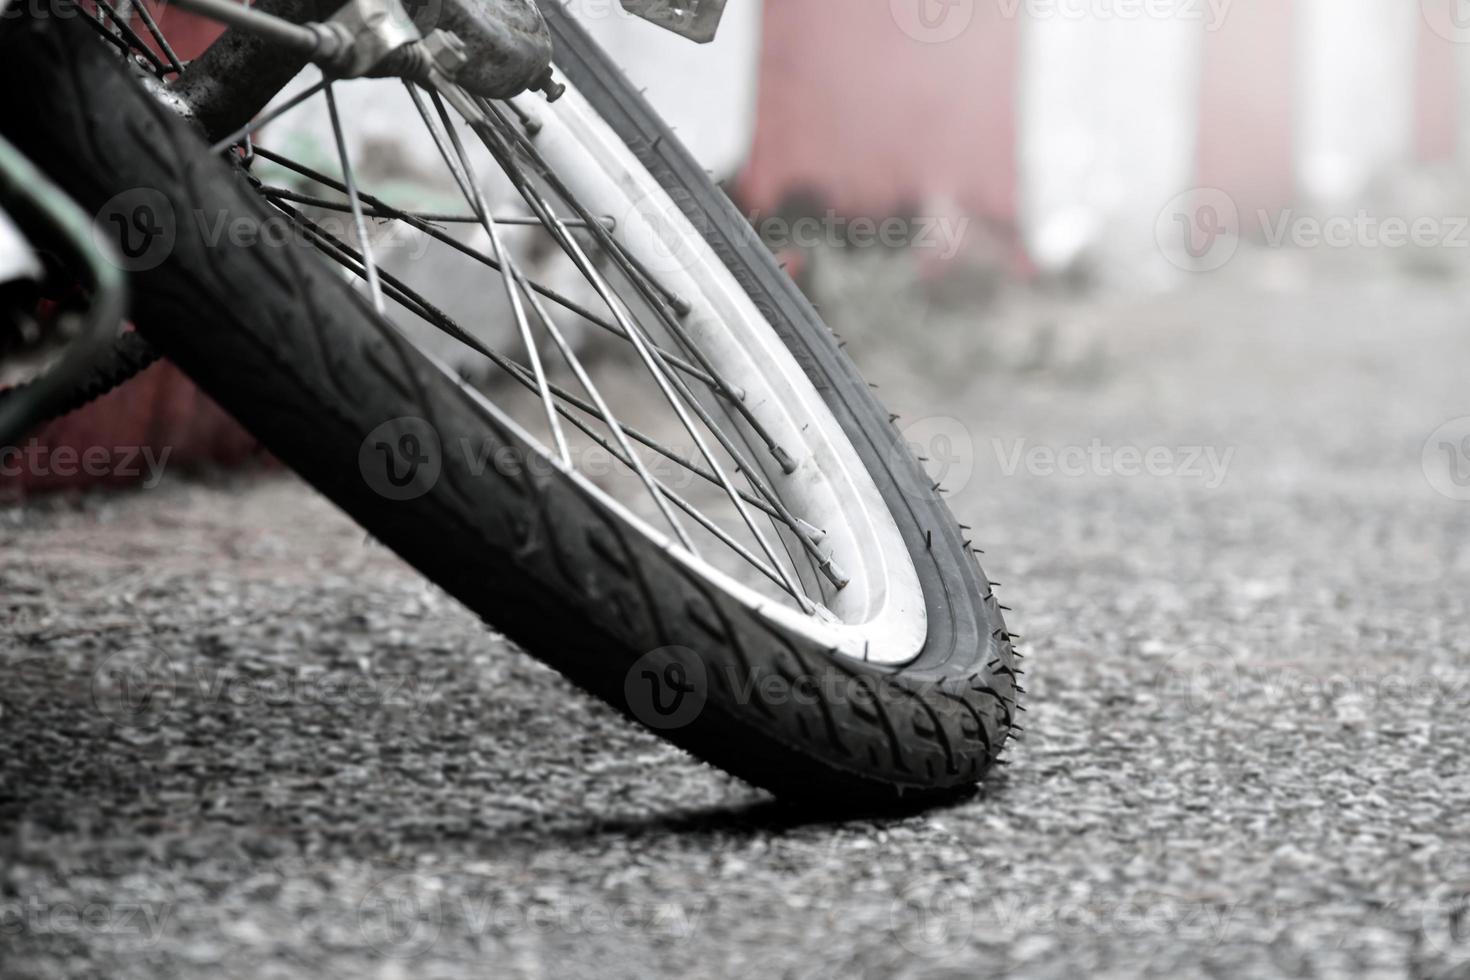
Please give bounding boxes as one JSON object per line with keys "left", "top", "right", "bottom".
{"left": 1452, "top": 4, "right": 1470, "bottom": 167}
{"left": 1295, "top": 0, "right": 1416, "bottom": 203}
{"left": 1017, "top": 1, "right": 1203, "bottom": 287}
{"left": 1460, "top": 40, "right": 1470, "bottom": 166}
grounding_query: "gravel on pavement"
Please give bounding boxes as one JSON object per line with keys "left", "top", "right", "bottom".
{"left": 3, "top": 254, "right": 1470, "bottom": 979}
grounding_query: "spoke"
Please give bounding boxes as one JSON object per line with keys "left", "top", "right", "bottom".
{"left": 249, "top": 146, "right": 728, "bottom": 393}
{"left": 322, "top": 82, "right": 384, "bottom": 314}
{"left": 483, "top": 104, "right": 845, "bottom": 585}
{"left": 131, "top": 0, "right": 183, "bottom": 74}
{"left": 418, "top": 84, "right": 696, "bottom": 550}
{"left": 487, "top": 97, "right": 795, "bottom": 475}
{"left": 551, "top": 411, "right": 794, "bottom": 591}
{"left": 273, "top": 198, "right": 789, "bottom": 564}
{"left": 258, "top": 187, "right": 481, "bottom": 223}
{"left": 443, "top": 85, "right": 814, "bottom": 609}
{"left": 605, "top": 232, "right": 691, "bottom": 316}
{"left": 292, "top": 206, "right": 789, "bottom": 588}
{"left": 239, "top": 83, "right": 844, "bottom": 609}
{"left": 270, "top": 197, "right": 787, "bottom": 527}
{"left": 79, "top": 7, "right": 139, "bottom": 60}
{"left": 504, "top": 99, "right": 543, "bottom": 137}
{"left": 403, "top": 82, "right": 572, "bottom": 466}
{"left": 92, "top": 0, "right": 169, "bottom": 75}
{"left": 256, "top": 186, "right": 607, "bottom": 228}
{"left": 210, "top": 78, "right": 329, "bottom": 155}
{"left": 483, "top": 98, "right": 848, "bottom": 588}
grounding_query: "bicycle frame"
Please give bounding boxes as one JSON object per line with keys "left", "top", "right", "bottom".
{"left": 0, "top": 133, "right": 128, "bottom": 446}
{"left": 171, "top": 0, "right": 554, "bottom": 139}
{"left": 0, "top": 0, "right": 552, "bottom": 441}
{"left": 0, "top": 0, "right": 724, "bottom": 444}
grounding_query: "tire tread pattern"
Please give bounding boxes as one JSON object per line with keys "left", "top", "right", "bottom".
{"left": 0, "top": 11, "right": 1019, "bottom": 805}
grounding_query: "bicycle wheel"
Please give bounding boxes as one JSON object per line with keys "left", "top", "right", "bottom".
{"left": 0, "top": 5, "right": 1020, "bottom": 805}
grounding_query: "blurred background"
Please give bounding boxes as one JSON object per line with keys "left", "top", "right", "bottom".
{"left": 6, "top": 0, "right": 1470, "bottom": 492}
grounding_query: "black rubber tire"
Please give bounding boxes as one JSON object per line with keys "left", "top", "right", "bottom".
{"left": 0, "top": 332, "right": 161, "bottom": 421}
{"left": 0, "top": 10, "right": 1019, "bottom": 806}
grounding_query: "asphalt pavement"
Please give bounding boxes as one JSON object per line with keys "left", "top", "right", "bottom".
{"left": 3, "top": 250, "right": 1470, "bottom": 979}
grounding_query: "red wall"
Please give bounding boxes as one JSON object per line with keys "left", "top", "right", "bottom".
{"left": 1, "top": 362, "right": 260, "bottom": 496}
{"left": 736, "top": 0, "right": 1019, "bottom": 227}
{"left": 1197, "top": 1, "right": 1296, "bottom": 221}
{"left": 1417, "top": 1, "right": 1458, "bottom": 163}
